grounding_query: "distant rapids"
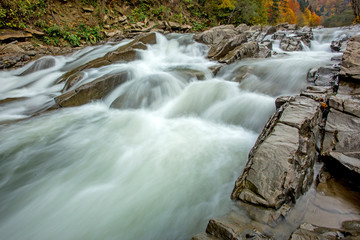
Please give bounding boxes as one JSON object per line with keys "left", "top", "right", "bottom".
{"left": 0, "top": 27, "right": 356, "bottom": 240}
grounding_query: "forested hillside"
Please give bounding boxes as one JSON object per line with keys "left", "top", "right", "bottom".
{"left": 307, "top": 0, "right": 354, "bottom": 26}
{"left": 0, "top": 0, "right": 356, "bottom": 47}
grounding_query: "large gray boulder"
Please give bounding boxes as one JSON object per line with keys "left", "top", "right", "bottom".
{"left": 218, "top": 42, "right": 259, "bottom": 64}
{"left": 194, "top": 25, "right": 237, "bottom": 45}
{"left": 231, "top": 96, "right": 322, "bottom": 209}
{"left": 307, "top": 65, "right": 340, "bottom": 87}
{"left": 340, "top": 35, "right": 360, "bottom": 82}
{"left": 207, "top": 34, "right": 248, "bottom": 61}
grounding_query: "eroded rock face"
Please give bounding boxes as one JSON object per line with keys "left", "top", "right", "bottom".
{"left": 231, "top": 96, "right": 322, "bottom": 209}
{"left": 340, "top": 36, "right": 360, "bottom": 81}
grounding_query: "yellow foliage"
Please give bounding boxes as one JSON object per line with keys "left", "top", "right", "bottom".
{"left": 219, "top": 0, "right": 236, "bottom": 10}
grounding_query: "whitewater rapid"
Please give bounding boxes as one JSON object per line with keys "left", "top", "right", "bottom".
{"left": 0, "top": 27, "right": 357, "bottom": 240}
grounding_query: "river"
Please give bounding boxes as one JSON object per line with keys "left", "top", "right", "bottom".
{"left": 0, "top": 27, "right": 358, "bottom": 240}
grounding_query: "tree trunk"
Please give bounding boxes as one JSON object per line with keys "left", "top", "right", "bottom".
{"left": 351, "top": 0, "right": 360, "bottom": 19}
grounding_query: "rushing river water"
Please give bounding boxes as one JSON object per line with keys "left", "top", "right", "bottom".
{"left": 0, "top": 27, "right": 358, "bottom": 240}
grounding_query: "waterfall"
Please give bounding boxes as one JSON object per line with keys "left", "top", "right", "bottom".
{"left": 0, "top": 27, "right": 356, "bottom": 240}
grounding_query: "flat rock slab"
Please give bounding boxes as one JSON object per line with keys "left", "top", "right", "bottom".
{"left": 232, "top": 96, "right": 322, "bottom": 209}
{"left": 0, "top": 32, "right": 32, "bottom": 42}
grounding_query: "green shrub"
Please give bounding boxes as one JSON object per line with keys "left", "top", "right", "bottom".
{"left": 0, "top": 0, "right": 46, "bottom": 28}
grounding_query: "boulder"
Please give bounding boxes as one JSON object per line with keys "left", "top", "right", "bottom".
{"left": 235, "top": 23, "right": 250, "bottom": 33}
{"left": 231, "top": 96, "right": 322, "bottom": 209}
{"left": 0, "top": 53, "right": 27, "bottom": 69}
{"left": 55, "top": 71, "right": 128, "bottom": 107}
{"left": 218, "top": 42, "right": 259, "bottom": 64}
{"left": 180, "top": 24, "right": 192, "bottom": 31}
{"left": 207, "top": 34, "right": 248, "bottom": 60}
{"left": 339, "top": 35, "right": 360, "bottom": 82}
{"left": 166, "top": 21, "right": 181, "bottom": 30}
{"left": 313, "top": 65, "right": 340, "bottom": 87}
{"left": 248, "top": 26, "right": 276, "bottom": 42}
{"left": 256, "top": 44, "right": 272, "bottom": 58}
{"left": 19, "top": 57, "right": 56, "bottom": 76}
{"left": 194, "top": 25, "right": 237, "bottom": 45}
{"left": 289, "top": 222, "right": 360, "bottom": 240}
{"left": 330, "top": 33, "right": 349, "bottom": 52}
{"left": 280, "top": 37, "right": 303, "bottom": 51}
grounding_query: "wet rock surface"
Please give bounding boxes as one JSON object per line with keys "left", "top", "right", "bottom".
{"left": 231, "top": 96, "right": 322, "bottom": 209}
{"left": 194, "top": 23, "right": 313, "bottom": 64}
{"left": 340, "top": 36, "right": 360, "bottom": 81}
{"left": 194, "top": 24, "right": 360, "bottom": 240}
{"left": 55, "top": 71, "right": 128, "bottom": 107}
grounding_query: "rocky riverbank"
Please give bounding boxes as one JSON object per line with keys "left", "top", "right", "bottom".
{"left": 192, "top": 28, "right": 360, "bottom": 239}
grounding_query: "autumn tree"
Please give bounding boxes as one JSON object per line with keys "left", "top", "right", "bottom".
{"left": 267, "top": 0, "right": 280, "bottom": 24}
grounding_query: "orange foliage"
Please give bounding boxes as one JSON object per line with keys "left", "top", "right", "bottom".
{"left": 265, "top": 0, "right": 322, "bottom": 26}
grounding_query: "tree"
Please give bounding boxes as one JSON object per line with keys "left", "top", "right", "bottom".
{"left": 267, "top": 0, "right": 280, "bottom": 24}
{"left": 350, "top": 0, "right": 360, "bottom": 22}
{"left": 234, "top": 0, "right": 267, "bottom": 25}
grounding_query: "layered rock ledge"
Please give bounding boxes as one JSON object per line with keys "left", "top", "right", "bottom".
{"left": 193, "top": 28, "right": 360, "bottom": 240}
